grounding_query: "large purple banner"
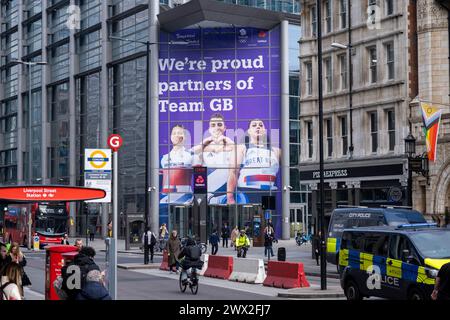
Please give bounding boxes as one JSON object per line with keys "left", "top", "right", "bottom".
{"left": 158, "top": 26, "right": 281, "bottom": 236}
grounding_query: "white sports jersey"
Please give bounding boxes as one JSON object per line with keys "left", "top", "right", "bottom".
{"left": 237, "top": 145, "right": 279, "bottom": 190}
{"left": 202, "top": 151, "right": 231, "bottom": 193}
{"left": 161, "top": 148, "right": 193, "bottom": 193}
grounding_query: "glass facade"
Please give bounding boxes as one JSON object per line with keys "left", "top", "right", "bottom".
{"left": 0, "top": 0, "right": 301, "bottom": 239}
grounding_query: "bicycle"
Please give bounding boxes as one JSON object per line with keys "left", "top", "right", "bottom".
{"left": 179, "top": 267, "right": 199, "bottom": 295}
{"left": 295, "top": 232, "right": 313, "bottom": 246}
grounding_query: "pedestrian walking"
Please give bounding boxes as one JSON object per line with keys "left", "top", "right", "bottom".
{"left": 1, "top": 263, "right": 23, "bottom": 300}
{"left": 61, "top": 233, "right": 70, "bottom": 245}
{"left": 230, "top": 226, "right": 239, "bottom": 250}
{"left": 432, "top": 261, "right": 450, "bottom": 300}
{"left": 264, "top": 232, "right": 274, "bottom": 258}
{"left": 159, "top": 223, "right": 168, "bottom": 251}
{"left": 236, "top": 230, "right": 250, "bottom": 258}
{"left": 75, "top": 238, "right": 83, "bottom": 251}
{"left": 108, "top": 221, "right": 112, "bottom": 237}
{"left": 75, "top": 270, "right": 111, "bottom": 300}
{"left": 89, "top": 227, "right": 95, "bottom": 241}
{"left": 221, "top": 223, "right": 230, "bottom": 248}
{"left": 142, "top": 227, "right": 157, "bottom": 263}
{"left": 312, "top": 232, "right": 321, "bottom": 266}
{"left": 8, "top": 242, "right": 31, "bottom": 287}
{"left": 166, "top": 230, "right": 181, "bottom": 274}
{"left": 209, "top": 229, "right": 220, "bottom": 255}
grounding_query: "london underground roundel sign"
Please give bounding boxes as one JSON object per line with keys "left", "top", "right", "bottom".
{"left": 0, "top": 186, "right": 106, "bottom": 202}
{"left": 108, "top": 134, "right": 123, "bottom": 152}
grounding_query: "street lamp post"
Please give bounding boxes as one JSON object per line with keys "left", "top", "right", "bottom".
{"left": 13, "top": 59, "right": 47, "bottom": 250}
{"left": 405, "top": 134, "right": 416, "bottom": 207}
{"left": 316, "top": 0, "right": 327, "bottom": 290}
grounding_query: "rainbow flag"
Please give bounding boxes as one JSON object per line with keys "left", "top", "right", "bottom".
{"left": 421, "top": 102, "right": 442, "bottom": 162}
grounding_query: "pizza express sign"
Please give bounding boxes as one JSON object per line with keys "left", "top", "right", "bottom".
{"left": 301, "top": 164, "right": 404, "bottom": 181}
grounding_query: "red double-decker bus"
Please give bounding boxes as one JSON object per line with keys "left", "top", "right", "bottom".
{"left": 1, "top": 202, "right": 69, "bottom": 247}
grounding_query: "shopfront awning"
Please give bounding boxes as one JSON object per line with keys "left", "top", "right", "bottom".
{"left": 158, "top": 0, "right": 299, "bottom": 32}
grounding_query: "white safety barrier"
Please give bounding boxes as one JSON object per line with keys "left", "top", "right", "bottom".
{"left": 228, "top": 258, "right": 266, "bottom": 284}
{"left": 199, "top": 254, "right": 209, "bottom": 276}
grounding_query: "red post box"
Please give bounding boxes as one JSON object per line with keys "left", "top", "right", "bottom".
{"left": 45, "top": 245, "right": 78, "bottom": 300}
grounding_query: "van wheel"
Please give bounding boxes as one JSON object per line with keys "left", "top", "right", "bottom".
{"left": 345, "top": 280, "right": 362, "bottom": 300}
{"left": 408, "top": 287, "right": 426, "bottom": 300}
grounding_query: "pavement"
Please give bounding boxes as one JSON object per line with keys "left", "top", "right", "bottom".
{"left": 81, "top": 237, "right": 340, "bottom": 279}
{"left": 72, "top": 237, "right": 345, "bottom": 299}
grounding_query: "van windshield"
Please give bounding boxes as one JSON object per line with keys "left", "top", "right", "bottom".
{"left": 329, "top": 213, "right": 385, "bottom": 238}
{"left": 409, "top": 231, "right": 450, "bottom": 259}
{"left": 384, "top": 210, "right": 427, "bottom": 227}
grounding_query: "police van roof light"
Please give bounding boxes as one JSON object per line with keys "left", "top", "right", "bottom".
{"left": 396, "top": 223, "right": 438, "bottom": 229}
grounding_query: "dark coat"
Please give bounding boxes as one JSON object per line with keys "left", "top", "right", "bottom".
{"left": 166, "top": 236, "right": 181, "bottom": 266}
{"left": 221, "top": 226, "right": 230, "bottom": 238}
{"left": 264, "top": 233, "right": 273, "bottom": 247}
{"left": 0, "top": 255, "right": 12, "bottom": 275}
{"left": 75, "top": 281, "right": 111, "bottom": 300}
{"left": 178, "top": 245, "right": 204, "bottom": 270}
{"left": 209, "top": 233, "right": 220, "bottom": 245}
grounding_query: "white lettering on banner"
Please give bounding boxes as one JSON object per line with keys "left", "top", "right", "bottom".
{"left": 159, "top": 56, "right": 264, "bottom": 73}
{"left": 348, "top": 213, "right": 371, "bottom": 218}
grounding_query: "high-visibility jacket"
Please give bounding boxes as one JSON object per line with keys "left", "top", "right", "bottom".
{"left": 235, "top": 235, "right": 250, "bottom": 248}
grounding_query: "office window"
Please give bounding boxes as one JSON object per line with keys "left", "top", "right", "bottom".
{"left": 326, "top": 119, "right": 333, "bottom": 157}
{"left": 340, "top": 0, "right": 347, "bottom": 29}
{"left": 311, "top": 5, "right": 317, "bottom": 36}
{"left": 325, "top": 1, "right": 332, "bottom": 33}
{"left": 387, "top": 110, "right": 395, "bottom": 151}
{"left": 386, "top": 42, "right": 395, "bottom": 80}
{"left": 325, "top": 58, "right": 332, "bottom": 93}
{"left": 368, "top": 47, "right": 377, "bottom": 83}
{"left": 305, "top": 62, "right": 313, "bottom": 95}
{"left": 307, "top": 121, "right": 313, "bottom": 158}
{"left": 370, "top": 112, "right": 378, "bottom": 153}
{"left": 386, "top": 0, "right": 394, "bottom": 15}
{"left": 341, "top": 117, "right": 348, "bottom": 156}
{"left": 339, "top": 54, "right": 347, "bottom": 90}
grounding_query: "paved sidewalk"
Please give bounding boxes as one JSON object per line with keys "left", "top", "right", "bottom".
{"left": 68, "top": 237, "right": 340, "bottom": 279}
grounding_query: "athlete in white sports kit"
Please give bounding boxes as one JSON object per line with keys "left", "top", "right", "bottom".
{"left": 192, "top": 114, "right": 234, "bottom": 204}
{"left": 227, "top": 119, "right": 280, "bottom": 204}
{"left": 160, "top": 125, "right": 193, "bottom": 204}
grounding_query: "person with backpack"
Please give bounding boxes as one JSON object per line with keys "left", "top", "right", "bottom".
{"left": 75, "top": 270, "right": 111, "bottom": 300}
{"left": 60, "top": 246, "right": 100, "bottom": 300}
{"left": 142, "top": 227, "right": 157, "bottom": 263}
{"left": 1, "top": 263, "right": 23, "bottom": 300}
{"left": 178, "top": 237, "right": 204, "bottom": 285}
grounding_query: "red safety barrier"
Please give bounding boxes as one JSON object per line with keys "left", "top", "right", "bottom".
{"left": 203, "top": 255, "right": 233, "bottom": 279}
{"left": 159, "top": 250, "right": 169, "bottom": 271}
{"left": 263, "top": 261, "right": 310, "bottom": 289}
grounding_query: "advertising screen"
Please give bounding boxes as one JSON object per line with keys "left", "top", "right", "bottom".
{"left": 159, "top": 26, "right": 281, "bottom": 236}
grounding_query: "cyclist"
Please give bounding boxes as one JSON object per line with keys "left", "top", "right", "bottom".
{"left": 236, "top": 230, "right": 251, "bottom": 258}
{"left": 178, "top": 237, "right": 204, "bottom": 285}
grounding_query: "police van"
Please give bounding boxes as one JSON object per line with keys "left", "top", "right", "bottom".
{"left": 339, "top": 224, "right": 450, "bottom": 300}
{"left": 326, "top": 206, "right": 426, "bottom": 267}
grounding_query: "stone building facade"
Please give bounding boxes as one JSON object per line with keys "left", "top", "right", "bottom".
{"left": 298, "top": 0, "right": 420, "bottom": 228}
{"left": 410, "top": 0, "right": 449, "bottom": 225}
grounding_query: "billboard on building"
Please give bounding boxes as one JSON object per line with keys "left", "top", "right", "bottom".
{"left": 158, "top": 26, "right": 281, "bottom": 235}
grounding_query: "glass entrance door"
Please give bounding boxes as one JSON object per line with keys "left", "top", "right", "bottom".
{"left": 289, "top": 204, "right": 310, "bottom": 237}
{"left": 169, "top": 205, "right": 194, "bottom": 239}
{"left": 207, "top": 206, "right": 237, "bottom": 239}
